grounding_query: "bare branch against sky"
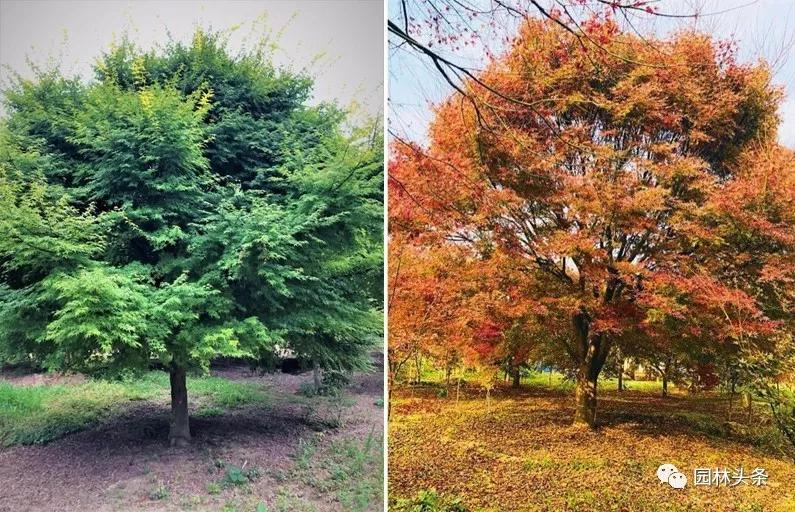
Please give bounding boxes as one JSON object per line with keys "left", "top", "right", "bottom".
{"left": 389, "top": 0, "right": 795, "bottom": 148}
{"left": 0, "top": 0, "right": 384, "bottom": 119}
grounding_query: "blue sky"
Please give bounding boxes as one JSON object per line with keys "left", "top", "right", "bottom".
{"left": 389, "top": 0, "right": 795, "bottom": 148}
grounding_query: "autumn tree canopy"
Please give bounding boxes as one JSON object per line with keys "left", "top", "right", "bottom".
{"left": 389, "top": 16, "right": 792, "bottom": 427}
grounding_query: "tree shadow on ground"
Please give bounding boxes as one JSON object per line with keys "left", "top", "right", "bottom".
{"left": 0, "top": 400, "right": 326, "bottom": 511}
{"left": 442, "top": 384, "right": 782, "bottom": 454}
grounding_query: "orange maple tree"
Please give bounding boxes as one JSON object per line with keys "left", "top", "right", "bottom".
{"left": 388, "top": 16, "right": 793, "bottom": 427}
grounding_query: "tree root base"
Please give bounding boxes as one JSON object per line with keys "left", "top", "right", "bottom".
{"left": 169, "top": 436, "right": 191, "bottom": 448}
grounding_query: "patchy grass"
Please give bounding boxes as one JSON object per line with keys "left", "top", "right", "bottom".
{"left": 195, "top": 405, "right": 225, "bottom": 418}
{"left": 272, "top": 488, "right": 318, "bottom": 512}
{"left": 148, "top": 481, "right": 170, "bottom": 501}
{"left": 326, "top": 431, "right": 383, "bottom": 511}
{"left": 389, "top": 381, "right": 795, "bottom": 512}
{"left": 187, "top": 376, "right": 269, "bottom": 408}
{"left": 293, "top": 428, "right": 384, "bottom": 512}
{"left": 391, "top": 489, "right": 467, "bottom": 511}
{"left": 295, "top": 436, "right": 318, "bottom": 470}
{"left": 0, "top": 371, "right": 269, "bottom": 446}
{"left": 0, "top": 379, "right": 150, "bottom": 445}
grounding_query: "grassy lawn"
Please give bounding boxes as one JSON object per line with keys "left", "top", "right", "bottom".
{"left": 389, "top": 377, "right": 795, "bottom": 512}
{"left": 0, "top": 371, "right": 268, "bottom": 446}
{"left": 416, "top": 369, "right": 681, "bottom": 395}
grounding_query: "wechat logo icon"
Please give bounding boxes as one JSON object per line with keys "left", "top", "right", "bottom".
{"left": 657, "top": 463, "right": 687, "bottom": 489}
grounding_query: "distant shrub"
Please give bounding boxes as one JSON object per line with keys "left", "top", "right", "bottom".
{"left": 319, "top": 370, "right": 350, "bottom": 396}
{"left": 298, "top": 381, "right": 317, "bottom": 397}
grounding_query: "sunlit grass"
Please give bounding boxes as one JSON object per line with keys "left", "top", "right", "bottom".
{"left": 0, "top": 379, "right": 147, "bottom": 445}
{"left": 0, "top": 371, "right": 269, "bottom": 446}
{"left": 410, "top": 366, "right": 681, "bottom": 395}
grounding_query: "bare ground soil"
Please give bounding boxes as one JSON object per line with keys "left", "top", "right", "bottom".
{"left": 0, "top": 364, "right": 384, "bottom": 512}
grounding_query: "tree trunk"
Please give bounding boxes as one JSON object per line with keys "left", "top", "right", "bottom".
{"left": 574, "top": 368, "right": 598, "bottom": 427}
{"left": 387, "top": 372, "right": 393, "bottom": 419}
{"left": 744, "top": 392, "right": 753, "bottom": 423}
{"left": 312, "top": 361, "right": 322, "bottom": 394}
{"left": 661, "top": 355, "right": 672, "bottom": 397}
{"left": 615, "top": 349, "right": 624, "bottom": 392}
{"left": 512, "top": 367, "right": 521, "bottom": 388}
{"left": 169, "top": 365, "right": 190, "bottom": 447}
{"left": 571, "top": 312, "right": 609, "bottom": 429}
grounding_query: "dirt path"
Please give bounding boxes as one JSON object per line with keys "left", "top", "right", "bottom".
{"left": 0, "top": 365, "right": 384, "bottom": 512}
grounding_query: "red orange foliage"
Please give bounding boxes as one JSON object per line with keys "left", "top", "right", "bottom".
{"left": 388, "top": 15, "right": 793, "bottom": 426}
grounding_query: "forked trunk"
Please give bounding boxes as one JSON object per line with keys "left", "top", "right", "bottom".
{"left": 571, "top": 311, "right": 610, "bottom": 429}
{"left": 169, "top": 365, "right": 190, "bottom": 447}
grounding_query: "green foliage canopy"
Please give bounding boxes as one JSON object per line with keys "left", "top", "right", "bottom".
{"left": 0, "top": 30, "right": 383, "bottom": 377}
